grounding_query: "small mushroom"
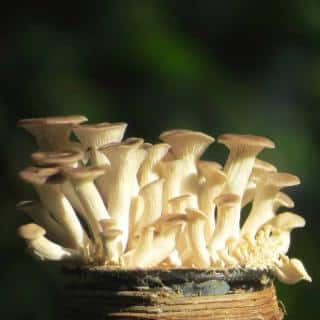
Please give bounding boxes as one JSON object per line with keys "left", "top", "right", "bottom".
{"left": 19, "top": 167, "right": 89, "bottom": 251}
{"left": 135, "top": 179, "right": 164, "bottom": 233}
{"left": 273, "top": 256, "right": 312, "bottom": 284}
{"left": 138, "top": 143, "right": 171, "bottom": 187}
{"left": 16, "top": 200, "right": 71, "bottom": 247}
{"left": 241, "top": 172, "right": 300, "bottom": 239}
{"left": 167, "top": 194, "right": 195, "bottom": 213}
{"left": 18, "top": 223, "right": 82, "bottom": 262}
{"left": 18, "top": 115, "right": 87, "bottom": 151}
{"left": 100, "top": 219, "right": 123, "bottom": 265}
{"left": 242, "top": 159, "right": 277, "bottom": 208}
{"left": 30, "top": 150, "right": 86, "bottom": 217}
{"left": 62, "top": 166, "right": 110, "bottom": 243}
{"left": 208, "top": 194, "right": 241, "bottom": 256}
{"left": 273, "top": 192, "right": 294, "bottom": 212}
{"left": 197, "top": 161, "right": 226, "bottom": 241}
{"left": 259, "top": 212, "right": 305, "bottom": 254}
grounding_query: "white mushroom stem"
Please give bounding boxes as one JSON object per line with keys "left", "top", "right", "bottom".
{"left": 138, "top": 143, "right": 171, "bottom": 187}
{"left": 127, "top": 196, "right": 144, "bottom": 251}
{"left": 241, "top": 172, "right": 300, "bottom": 239}
{"left": 273, "top": 256, "right": 312, "bottom": 284}
{"left": 259, "top": 212, "right": 305, "bottom": 254}
{"left": 208, "top": 194, "right": 241, "bottom": 256}
{"left": 18, "top": 116, "right": 87, "bottom": 151}
{"left": 100, "top": 220, "right": 123, "bottom": 264}
{"left": 18, "top": 224, "right": 82, "bottom": 262}
{"left": 135, "top": 179, "right": 164, "bottom": 233}
{"left": 62, "top": 166, "right": 110, "bottom": 243}
{"left": 100, "top": 139, "right": 147, "bottom": 248}
{"left": 186, "top": 208, "right": 211, "bottom": 268}
{"left": 159, "top": 159, "right": 186, "bottom": 212}
{"left": 16, "top": 200, "right": 72, "bottom": 247}
{"left": 198, "top": 161, "right": 226, "bottom": 241}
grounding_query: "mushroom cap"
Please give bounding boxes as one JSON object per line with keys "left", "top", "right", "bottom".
{"left": 100, "top": 137, "right": 144, "bottom": 153}
{"left": 218, "top": 134, "right": 275, "bottom": 149}
{"left": 73, "top": 122, "right": 127, "bottom": 149}
{"left": 18, "top": 115, "right": 87, "bottom": 127}
{"left": 198, "top": 161, "right": 226, "bottom": 183}
{"left": 186, "top": 208, "right": 207, "bottom": 221}
{"left": 214, "top": 194, "right": 240, "bottom": 207}
{"left": 100, "top": 218, "right": 118, "bottom": 230}
{"left": 31, "top": 150, "right": 84, "bottom": 166}
{"left": 62, "top": 165, "right": 108, "bottom": 181}
{"left": 253, "top": 159, "right": 277, "bottom": 172}
{"left": 159, "top": 129, "right": 215, "bottom": 158}
{"left": 264, "top": 172, "right": 301, "bottom": 188}
{"left": 265, "top": 212, "right": 305, "bottom": 230}
{"left": 18, "top": 223, "right": 46, "bottom": 240}
{"left": 153, "top": 213, "right": 188, "bottom": 229}
{"left": 168, "top": 194, "right": 194, "bottom": 207}
{"left": 274, "top": 192, "right": 295, "bottom": 209}
{"left": 19, "top": 166, "right": 63, "bottom": 185}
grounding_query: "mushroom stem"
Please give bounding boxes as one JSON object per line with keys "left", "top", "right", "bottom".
{"left": 18, "top": 224, "right": 82, "bottom": 262}
{"left": 100, "top": 139, "right": 147, "bottom": 248}
{"left": 62, "top": 166, "right": 110, "bottom": 244}
{"left": 186, "top": 208, "right": 211, "bottom": 268}
{"left": 208, "top": 194, "right": 241, "bottom": 256}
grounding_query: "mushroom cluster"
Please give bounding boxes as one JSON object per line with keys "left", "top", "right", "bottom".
{"left": 16, "top": 115, "right": 311, "bottom": 285}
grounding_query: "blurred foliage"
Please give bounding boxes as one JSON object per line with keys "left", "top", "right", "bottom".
{"left": 1, "top": 1, "right": 319, "bottom": 319}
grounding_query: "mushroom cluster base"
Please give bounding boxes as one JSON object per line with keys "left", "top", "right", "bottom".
{"left": 61, "top": 267, "right": 284, "bottom": 320}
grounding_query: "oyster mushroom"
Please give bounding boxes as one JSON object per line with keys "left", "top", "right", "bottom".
{"left": 241, "top": 172, "right": 300, "bottom": 239}
{"left": 18, "top": 223, "right": 82, "bottom": 262}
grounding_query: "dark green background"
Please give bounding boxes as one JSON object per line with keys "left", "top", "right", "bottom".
{"left": 1, "top": 1, "right": 319, "bottom": 319}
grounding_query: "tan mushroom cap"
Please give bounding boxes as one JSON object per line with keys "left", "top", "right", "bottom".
{"left": 265, "top": 212, "right": 305, "bottom": 230}
{"left": 62, "top": 165, "right": 108, "bottom": 181}
{"left": 168, "top": 194, "right": 194, "bottom": 206}
{"left": 100, "top": 137, "right": 144, "bottom": 152}
{"left": 18, "top": 223, "right": 46, "bottom": 240}
{"left": 274, "top": 192, "right": 295, "bottom": 208}
{"left": 263, "top": 172, "right": 301, "bottom": 188}
{"left": 19, "top": 166, "right": 63, "bottom": 185}
{"left": 198, "top": 161, "right": 226, "bottom": 182}
{"left": 18, "top": 115, "right": 88, "bottom": 127}
{"left": 214, "top": 193, "right": 240, "bottom": 207}
{"left": 72, "top": 122, "right": 127, "bottom": 148}
{"left": 186, "top": 208, "right": 207, "bottom": 221}
{"left": 31, "top": 150, "right": 84, "bottom": 166}
{"left": 159, "top": 129, "right": 215, "bottom": 158}
{"left": 253, "top": 159, "right": 277, "bottom": 172}
{"left": 218, "top": 133, "right": 275, "bottom": 149}
{"left": 153, "top": 213, "right": 188, "bottom": 228}
{"left": 100, "top": 218, "right": 119, "bottom": 230}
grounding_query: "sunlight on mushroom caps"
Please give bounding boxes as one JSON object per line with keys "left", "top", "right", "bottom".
{"left": 15, "top": 116, "right": 311, "bottom": 285}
